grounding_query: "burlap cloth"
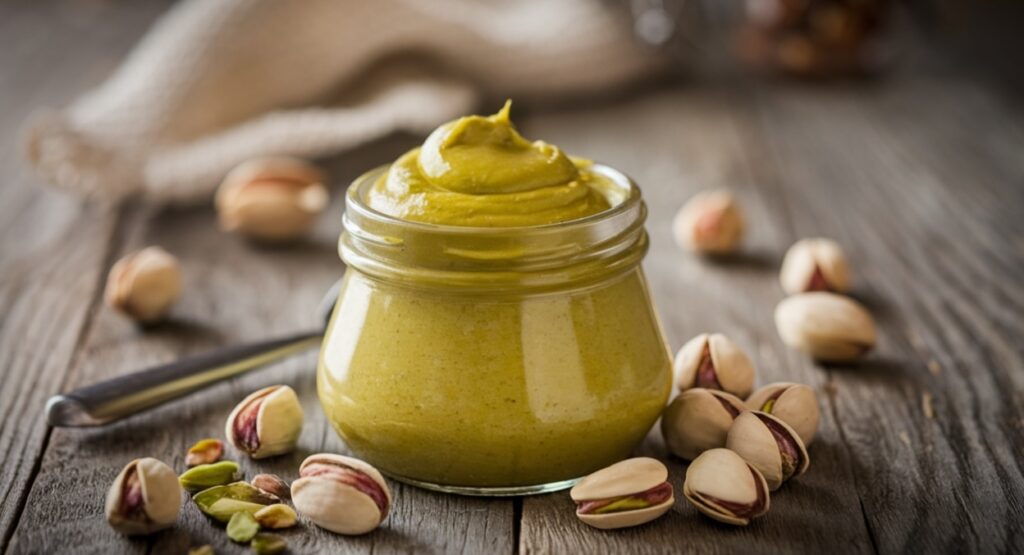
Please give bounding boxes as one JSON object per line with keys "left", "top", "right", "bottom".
{"left": 24, "top": 0, "right": 668, "bottom": 204}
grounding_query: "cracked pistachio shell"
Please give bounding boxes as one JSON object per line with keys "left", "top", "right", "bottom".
{"left": 179, "top": 460, "right": 241, "bottom": 492}
{"left": 674, "top": 333, "right": 755, "bottom": 398}
{"left": 193, "top": 481, "right": 278, "bottom": 523}
{"left": 105, "top": 457, "right": 182, "bottom": 535}
{"left": 225, "top": 385, "right": 304, "bottom": 459}
{"left": 673, "top": 190, "right": 745, "bottom": 254}
{"left": 780, "top": 238, "right": 850, "bottom": 295}
{"left": 726, "top": 411, "right": 809, "bottom": 491}
{"left": 104, "top": 247, "right": 182, "bottom": 323}
{"left": 746, "top": 382, "right": 820, "bottom": 445}
{"left": 292, "top": 453, "right": 392, "bottom": 535}
{"left": 215, "top": 157, "right": 328, "bottom": 242}
{"left": 661, "top": 388, "right": 746, "bottom": 460}
{"left": 569, "top": 457, "right": 674, "bottom": 529}
{"left": 775, "top": 292, "right": 876, "bottom": 361}
{"left": 683, "top": 448, "right": 770, "bottom": 526}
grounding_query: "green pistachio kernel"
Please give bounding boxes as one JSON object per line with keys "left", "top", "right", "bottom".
{"left": 593, "top": 497, "right": 652, "bottom": 514}
{"left": 180, "top": 461, "right": 241, "bottom": 492}
{"left": 251, "top": 533, "right": 287, "bottom": 555}
{"left": 193, "top": 482, "right": 277, "bottom": 523}
{"left": 227, "top": 511, "right": 260, "bottom": 543}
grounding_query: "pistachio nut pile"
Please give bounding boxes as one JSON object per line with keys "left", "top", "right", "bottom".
{"left": 104, "top": 384, "right": 392, "bottom": 552}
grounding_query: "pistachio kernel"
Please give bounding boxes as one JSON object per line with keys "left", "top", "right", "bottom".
{"left": 179, "top": 460, "right": 241, "bottom": 492}
{"left": 254, "top": 504, "right": 297, "bottom": 529}
{"left": 227, "top": 511, "right": 260, "bottom": 544}
{"left": 193, "top": 482, "right": 278, "bottom": 523}
{"left": 251, "top": 533, "right": 287, "bottom": 555}
{"left": 186, "top": 438, "right": 224, "bottom": 467}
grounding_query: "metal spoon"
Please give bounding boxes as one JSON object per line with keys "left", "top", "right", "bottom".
{"left": 45, "top": 279, "right": 342, "bottom": 427}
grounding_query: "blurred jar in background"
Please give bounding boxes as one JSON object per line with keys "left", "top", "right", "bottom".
{"left": 735, "top": 0, "right": 892, "bottom": 76}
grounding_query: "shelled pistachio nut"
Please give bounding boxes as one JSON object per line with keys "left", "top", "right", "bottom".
{"left": 746, "top": 382, "right": 820, "bottom": 445}
{"left": 775, "top": 292, "right": 876, "bottom": 361}
{"left": 251, "top": 533, "right": 288, "bottom": 555}
{"left": 661, "top": 388, "right": 745, "bottom": 460}
{"left": 674, "top": 333, "right": 755, "bottom": 398}
{"left": 251, "top": 474, "right": 291, "bottom": 500}
{"left": 227, "top": 511, "right": 260, "bottom": 543}
{"left": 215, "top": 157, "right": 329, "bottom": 242}
{"left": 254, "top": 504, "right": 297, "bottom": 529}
{"left": 673, "top": 190, "right": 745, "bottom": 254}
{"left": 179, "top": 460, "right": 241, "bottom": 492}
{"left": 570, "top": 457, "right": 674, "bottom": 530}
{"left": 780, "top": 238, "right": 850, "bottom": 295}
{"left": 186, "top": 438, "right": 224, "bottom": 467}
{"left": 225, "top": 385, "right": 304, "bottom": 459}
{"left": 104, "top": 247, "right": 182, "bottom": 323}
{"left": 682, "top": 448, "right": 770, "bottom": 526}
{"left": 292, "top": 454, "right": 392, "bottom": 535}
{"left": 726, "top": 411, "right": 809, "bottom": 490}
{"left": 193, "top": 481, "right": 278, "bottom": 523}
{"left": 105, "top": 457, "right": 182, "bottom": 535}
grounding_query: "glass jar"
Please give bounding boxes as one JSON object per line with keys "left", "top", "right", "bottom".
{"left": 317, "top": 164, "right": 672, "bottom": 496}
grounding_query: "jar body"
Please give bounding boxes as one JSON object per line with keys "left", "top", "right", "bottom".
{"left": 317, "top": 267, "right": 671, "bottom": 493}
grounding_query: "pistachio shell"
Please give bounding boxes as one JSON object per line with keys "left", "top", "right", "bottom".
{"left": 661, "top": 388, "right": 745, "bottom": 460}
{"left": 746, "top": 382, "right": 820, "bottom": 445}
{"left": 291, "top": 453, "right": 392, "bottom": 535}
{"left": 673, "top": 190, "right": 745, "bottom": 254}
{"left": 570, "top": 457, "right": 667, "bottom": 501}
{"left": 682, "top": 448, "right": 770, "bottom": 526}
{"left": 104, "top": 247, "right": 182, "bottom": 323}
{"left": 726, "top": 411, "right": 809, "bottom": 490}
{"left": 215, "top": 157, "right": 328, "bottom": 242}
{"left": 674, "top": 333, "right": 755, "bottom": 398}
{"left": 105, "top": 457, "right": 182, "bottom": 535}
{"left": 225, "top": 385, "right": 304, "bottom": 459}
{"left": 775, "top": 292, "right": 876, "bottom": 361}
{"left": 780, "top": 238, "right": 850, "bottom": 295}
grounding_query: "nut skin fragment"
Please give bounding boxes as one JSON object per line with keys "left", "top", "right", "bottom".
{"left": 673, "top": 190, "right": 745, "bottom": 254}
{"left": 225, "top": 385, "right": 304, "bottom": 459}
{"left": 726, "top": 411, "right": 809, "bottom": 491}
{"left": 104, "top": 247, "right": 182, "bottom": 323}
{"left": 661, "top": 388, "right": 746, "bottom": 460}
{"left": 251, "top": 474, "right": 291, "bottom": 500}
{"left": 569, "top": 457, "right": 674, "bottom": 530}
{"left": 291, "top": 453, "right": 392, "bottom": 535}
{"left": 215, "top": 157, "right": 329, "bottom": 242}
{"left": 105, "top": 457, "right": 182, "bottom": 535}
{"left": 674, "top": 333, "right": 755, "bottom": 398}
{"left": 775, "top": 292, "right": 876, "bottom": 361}
{"left": 682, "top": 448, "right": 770, "bottom": 526}
{"left": 186, "top": 438, "right": 224, "bottom": 467}
{"left": 780, "top": 238, "right": 850, "bottom": 295}
{"left": 746, "top": 382, "right": 820, "bottom": 445}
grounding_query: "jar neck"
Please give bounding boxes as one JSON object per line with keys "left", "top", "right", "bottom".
{"left": 339, "top": 164, "right": 648, "bottom": 294}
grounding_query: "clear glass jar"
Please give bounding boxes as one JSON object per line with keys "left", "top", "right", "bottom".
{"left": 317, "top": 164, "right": 672, "bottom": 496}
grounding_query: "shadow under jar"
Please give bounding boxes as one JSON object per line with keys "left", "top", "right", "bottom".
{"left": 318, "top": 164, "right": 672, "bottom": 496}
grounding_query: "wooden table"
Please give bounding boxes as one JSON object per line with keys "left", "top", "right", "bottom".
{"left": 2, "top": 2, "right": 1023, "bottom": 554}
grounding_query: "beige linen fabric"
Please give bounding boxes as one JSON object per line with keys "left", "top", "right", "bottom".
{"left": 24, "top": 0, "right": 666, "bottom": 204}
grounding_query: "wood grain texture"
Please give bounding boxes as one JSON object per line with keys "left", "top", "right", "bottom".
{"left": 2, "top": 1, "right": 1023, "bottom": 554}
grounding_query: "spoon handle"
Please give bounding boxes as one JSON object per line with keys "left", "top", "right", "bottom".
{"left": 45, "top": 331, "right": 322, "bottom": 427}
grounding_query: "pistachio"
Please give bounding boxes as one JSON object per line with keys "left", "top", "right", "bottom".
{"left": 673, "top": 190, "right": 744, "bottom": 254}
{"left": 186, "top": 438, "right": 224, "bottom": 467}
{"left": 216, "top": 157, "right": 329, "bottom": 242}
{"left": 251, "top": 474, "right": 291, "bottom": 500}
{"left": 105, "top": 457, "right": 182, "bottom": 535}
{"left": 726, "top": 411, "right": 810, "bottom": 490}
{"left": 179, "top": 460, "right": 241, "bottom": 492}
{"left": 746, "top": 382, "right": 820, "bottom": 445}
{"left": 227, "top": 511, "right": 260, "bottom": 543}
{"left": 683, "top": 448, "right": 770, "bottom": 526}
{"left": 193, "top": 481, "right": 278, "bottom": 523}
{"left": 225, "top": 385, "right": 304, "bottom": 459}
{"left": 188, "top": 546, "right": 215, "bottom": 555}
{"left": 674, "top": 333, "right": 755, "bottom": 398}
{"left": 251, "top": 533, "right": 288, "bottom": 555}
{"left": 254, "top": 504, "right": 297, "bottom": 529}
{"left": 104, "top": 247, "right": 182, "bottom": 323}
{"left": 291, "top": 453, "right": 392, "bottom": 535}
{"left": 569, "top": 457, "right": 674, "bottom": 530}
{"left": 661, "top": 388, "right": 746, "bottom": 460}
{"left": 780, "top": 238, "right": 850, "bottom": 294}
{"left": 775, "top": 292, "right": 876, "bottom": 361}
